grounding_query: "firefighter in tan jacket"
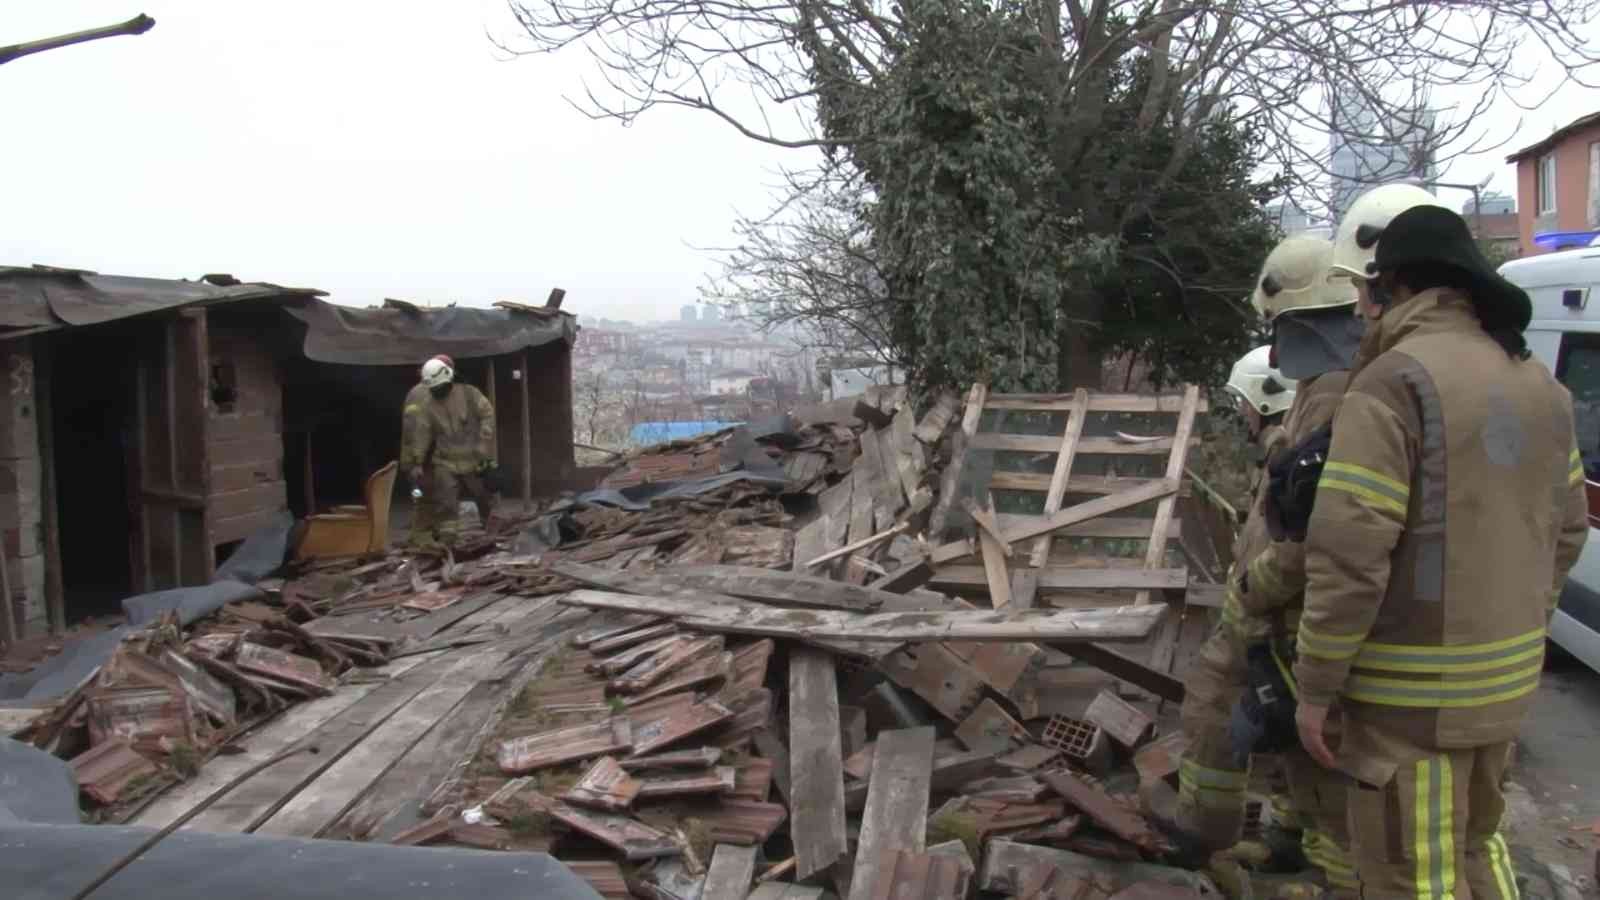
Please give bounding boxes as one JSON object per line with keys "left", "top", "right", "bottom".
{"left": 1167, "top": 237, "right": 1364, "bottom": 890}
{"left": 1295, "top": 203, "right": 1589, "bottom": 900}
{"left": 400, "top": 354, "right": 498, "bottom": 547}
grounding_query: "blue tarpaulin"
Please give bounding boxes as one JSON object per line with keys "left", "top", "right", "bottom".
{"left": 629, "top": 420, "right": 742, "bottom": 445}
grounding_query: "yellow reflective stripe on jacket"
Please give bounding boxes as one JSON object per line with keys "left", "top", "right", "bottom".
{"left": 1247, "top": 551, "right": 1290, "bottom": 601}
{"left": 1571, "top": 448, "right": 1586, "bottom": 487}
{"left": 1297, "top": 622, "right": 1365, "bottom": 662}
{"left": 1414, "top": 755, "right": 1458, "bottom": 900}
{"left": 1178, "top": 759, "right": 1248, "bottom": 795}
{"left": 1344, "top": 662, "right": 1543, "bottom": 708}
{"left": 1319, "top": 461, "right": 1410, "bottom": 518}
{"left": 1302, "top": 829, "right": 1359, "bottom": 890}
{"left": 1353, "top": 628, "right": 1546, "bottom": 674}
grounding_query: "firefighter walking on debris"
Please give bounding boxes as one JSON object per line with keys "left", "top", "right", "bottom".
{"left": 1287, "top": 194, "right": 1589, "bottom": 900}
{"left": 1155, "top": 235, "right": 1367, "bottom": 893}
{"left": 400, "top": 354, "right": 499, "bottom": 548}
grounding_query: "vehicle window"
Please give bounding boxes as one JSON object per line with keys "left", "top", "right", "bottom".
{"left": 1556, "top": 332, "right": 1600, "bottom": 479}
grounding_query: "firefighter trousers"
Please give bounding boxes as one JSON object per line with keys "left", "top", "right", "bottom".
{"left": 1344, "top": 721, "right": 1518, "bottom": 900}
{"left": 1283, "top": 745, "right": 1358, "bottom": 894}
{"left": 410, "top": 465, "right": 495, "bottom": 546}
{"left": 1176, "top": 623, "right": 1253, "bottom": 851}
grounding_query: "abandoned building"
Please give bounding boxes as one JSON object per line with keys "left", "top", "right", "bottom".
{"left": 0, "top": 266, "right": 578, "bottom": 639}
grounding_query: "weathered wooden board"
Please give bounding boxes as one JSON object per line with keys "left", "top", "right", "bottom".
{"left": 954, "top": 698, "right": 1031, "bottom": 755}
{"left": 788, "top": 646, "right": 848, "bottom": 882}
{"left": 848, "top": 726, "right": 937, "bottom": 900}
{"left": 865, "top": 850, "right": 970, "bottom": 900}
{"left": 651, "top": 564, "right": 886, "bottom": 611}
{"left": 165, "top": 652, "right": 453, "bottom": 834}
{"left": 930, "top": 477, "right": 1179, "bottom": 559}
{"left": 929, "top": 566, "right": 1187, "bottom": 591}
{"left": 702, "top": 843, "right": 760, "bottom": 900}
{"left": 561, "top": 590, "right": 1168, "bottom": 644}
{"left": 979, "top": 840, "right": 1216, "bottom": 896}
{"left": 880, "top": 643, "right": 986, "bottom": 722}
{"left": 255, "top": 646, "right": 509, "bottom": 837}
{"left": 928, "top": 383, "right": 987, "bottom": 539}
{"left": 613, "top": 635, "right": 724, "bottom": 694}
{"left": 588, "top": 622, "right": 679, "bottom": 654}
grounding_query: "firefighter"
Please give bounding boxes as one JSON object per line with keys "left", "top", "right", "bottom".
{"left": 1158, "top": 237, "right": 1364, "bottom": 884}
{"left": 400, "top": 354, "right": 499, "bottom": 548}
{"left": 1294, "top": 202, "right": 1588, "bottom": 900}
{"left": 1224, "top": 230, "right": 1373, "bottom": 896}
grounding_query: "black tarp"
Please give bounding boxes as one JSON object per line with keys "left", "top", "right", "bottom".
{"left": 288, "top": 298, "right": 577, "bottom": 365}
{"left": 0, "top": 267, "right": 322, "bottom": 330}
{"left": 1, "top": 822, "right": 601, "bottom": 900}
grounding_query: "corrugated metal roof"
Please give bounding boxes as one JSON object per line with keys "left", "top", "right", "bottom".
{"left": 1506, "top": 111, "right": 1600, "bottom": 162}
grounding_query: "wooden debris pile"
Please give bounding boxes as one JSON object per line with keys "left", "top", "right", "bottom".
{"left": 379, "top": 385, "right": 1230, "bottom": 900}
{"left": 13, "top": 599, "right": 401, "bottom": 817}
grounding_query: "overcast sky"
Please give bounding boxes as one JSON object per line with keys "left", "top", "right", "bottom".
{"left": 3, "top": 3, "right": 1597, "bottom": 322}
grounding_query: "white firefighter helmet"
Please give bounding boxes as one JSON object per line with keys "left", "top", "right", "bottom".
{"left": 1330, "top": 183, "right": 1448, "bottom": 280}
{"left": 1250, "top": 236, "right": 1357, "bottom": 321}
{"left": 1226, "top": 346, "right": 1295, "bottom": 418}
{"left": 420, "top": 355, "right": 455, "bottom": 388}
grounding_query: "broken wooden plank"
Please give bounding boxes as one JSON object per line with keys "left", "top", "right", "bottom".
{"left": 497, "top": 717, "right": 634, "bottom": 774}
{"left": 1084, "top": 691, "right": 1155, "bottom": 749}
{"left": 845, "top": 747, "right": 999, "bottom": 813}
{"left": 588, "top": 621, "right": 680, "bottom": 654}
{"left": 880, "top": 643, "right": 986, "bottom": 722}
{"left": 887, "top": 405, "right": 927, "bottom": 506}
{"left": 849, "top": 726, "right": 937, "bottom": 900}
{"left": 1133, "top": 385, "right": 1201, "bottom": 607}
{"left": 929, "top": 566, "right": 1188, "bottom": 592}
{"left": 1055, "top": 642, "right": 1185, "bottom": 703}
{"left": 928, "top": 383, "right": 987, "bottom": 540}
{"left": 983, "top": 393, "right": 1208, "bottom": 413}
{"left": 624, "top": 651, "right": 732, "bottom": 707}
{"left": 589, "top": 633, "right": 683, "bottom": 676}
{"left": 647, "top": 564, "right": 887, "bottom": 611}
{"left": 703, "top": 843, "right": 760, "bottom": 900}
{"left": 955, "top": 698, "right": 1031, "bottom": 754}
{"left": 1014, "top": 388, "right": 1090, "bottom": 610}
{"left": 1040, "top": 770, "right": 1166, "bottom": 853}
{"left": 931, "top": 477, "right": 1179, "bottom": 558}
{"left": 561, "top": 590, "right": 1168, "bottom": 644}
{"left": 969, "top": 433, "right": 1196, "bottom": 455}
{"left": 788, "top": 646, "right": 848, "bottom": 882}
{"left": 255, "top": 645, "right": 511, "bottom": 838}
{"left": 971, "top": 494, "right": 1013, "bottom": 609}
{"left": 553, "top": 560, "right": 881, "bottom": 612}
{"left": 802, "top": 521, "right": 910, "bottom": 570}
{"left": 752, "top": 729, "right": 792, "bottom": 804}
{"left": 749, "top": 885, "right": 825, "bottom": 900}
{"left": 573, "top": 615, "right": 663, "bottom": 648}
{"left": 563, "top": 756, "right": 642, "bottom": 812}
{"left": 914, "top": 391, "right": 962, "bottom": 445}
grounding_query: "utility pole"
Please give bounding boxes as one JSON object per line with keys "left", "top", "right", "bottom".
{"left": 0, "top": 14, "right": 154, "bottom": 67}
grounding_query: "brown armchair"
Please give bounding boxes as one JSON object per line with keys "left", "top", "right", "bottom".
{"left": 291, "top": 461, "right": 398, "bottom": 560}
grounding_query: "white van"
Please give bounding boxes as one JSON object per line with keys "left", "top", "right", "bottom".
{"left": 1501, "top": 246, "right": 1600, "bottom": 673}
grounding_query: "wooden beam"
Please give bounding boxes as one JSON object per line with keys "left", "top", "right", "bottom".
{"left": 1135, "top": 385, "right": 1201, "bottom": 606}
{"left": 930, "top": 477, "right": 1177, "bottom": 557}
{"left": 1053, "top": 642, "right": 1185, "bottom": 703}
{"left": 928, "top": 566, "right": 1187, "bottom": 592}
{"left": 967, "top": 495, "right": 1012, "bottom": 609}
{"left": 848, "top": 726, "right": 936, "bottom": 900}
{"left": 560, "top": 589, "right": 1168, "bottom": 643}
{"left": 982, "top": 393, "right": 1209, "bottom": 413}
{"left": 789, "top": 646, "right": 848, "bottom": 882}
{"left": 802, "top": 521, "right": 909, "bottom": 569}
{"left": 1018, "top": 389, "right": 1088, "bottom": 610}
{"left": 969, "top": 433, "right": 1196, "bottom": 455}
{"left": 927, "top": 383, "right": 987, "bottom": 540}
{"left": 33, "top": 337, "right": 64, "bottom": 633}
{"left": 521, "top": 348, "right": 532, "bottom": 504}
{"left": 703, "top": 844, "right": 759, "bottom": 900}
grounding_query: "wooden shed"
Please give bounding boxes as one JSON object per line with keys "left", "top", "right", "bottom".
{"left": 0, "top": 266, "right": 578, "bottom": 640}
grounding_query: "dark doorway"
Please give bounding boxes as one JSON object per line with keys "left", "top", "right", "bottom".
{"left": 47, "top": 328, "right": 139, "bottom": 622}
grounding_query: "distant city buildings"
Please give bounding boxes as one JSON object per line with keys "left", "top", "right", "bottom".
{"left": 679, "top": 304, "right": 698, "bottom": 322}
{"left": 1328, "top": 91, "right": 1438, "bottom": 220}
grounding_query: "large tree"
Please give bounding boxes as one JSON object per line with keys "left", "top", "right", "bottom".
{"left": 505, "top": 0, "right": 1599, "bottom": 386}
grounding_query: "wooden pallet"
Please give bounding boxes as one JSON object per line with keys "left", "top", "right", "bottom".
{"left": 927, "top": 386, "right": 1205, "bottom": 696}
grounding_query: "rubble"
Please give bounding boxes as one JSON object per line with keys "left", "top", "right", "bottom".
{"left": 3, "top": 384, "right": 1260, "bottom": 898}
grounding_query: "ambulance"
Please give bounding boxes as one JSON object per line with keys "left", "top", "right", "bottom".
{"left": 1502, "top": 243, "right": 1600, "bottom": 672}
